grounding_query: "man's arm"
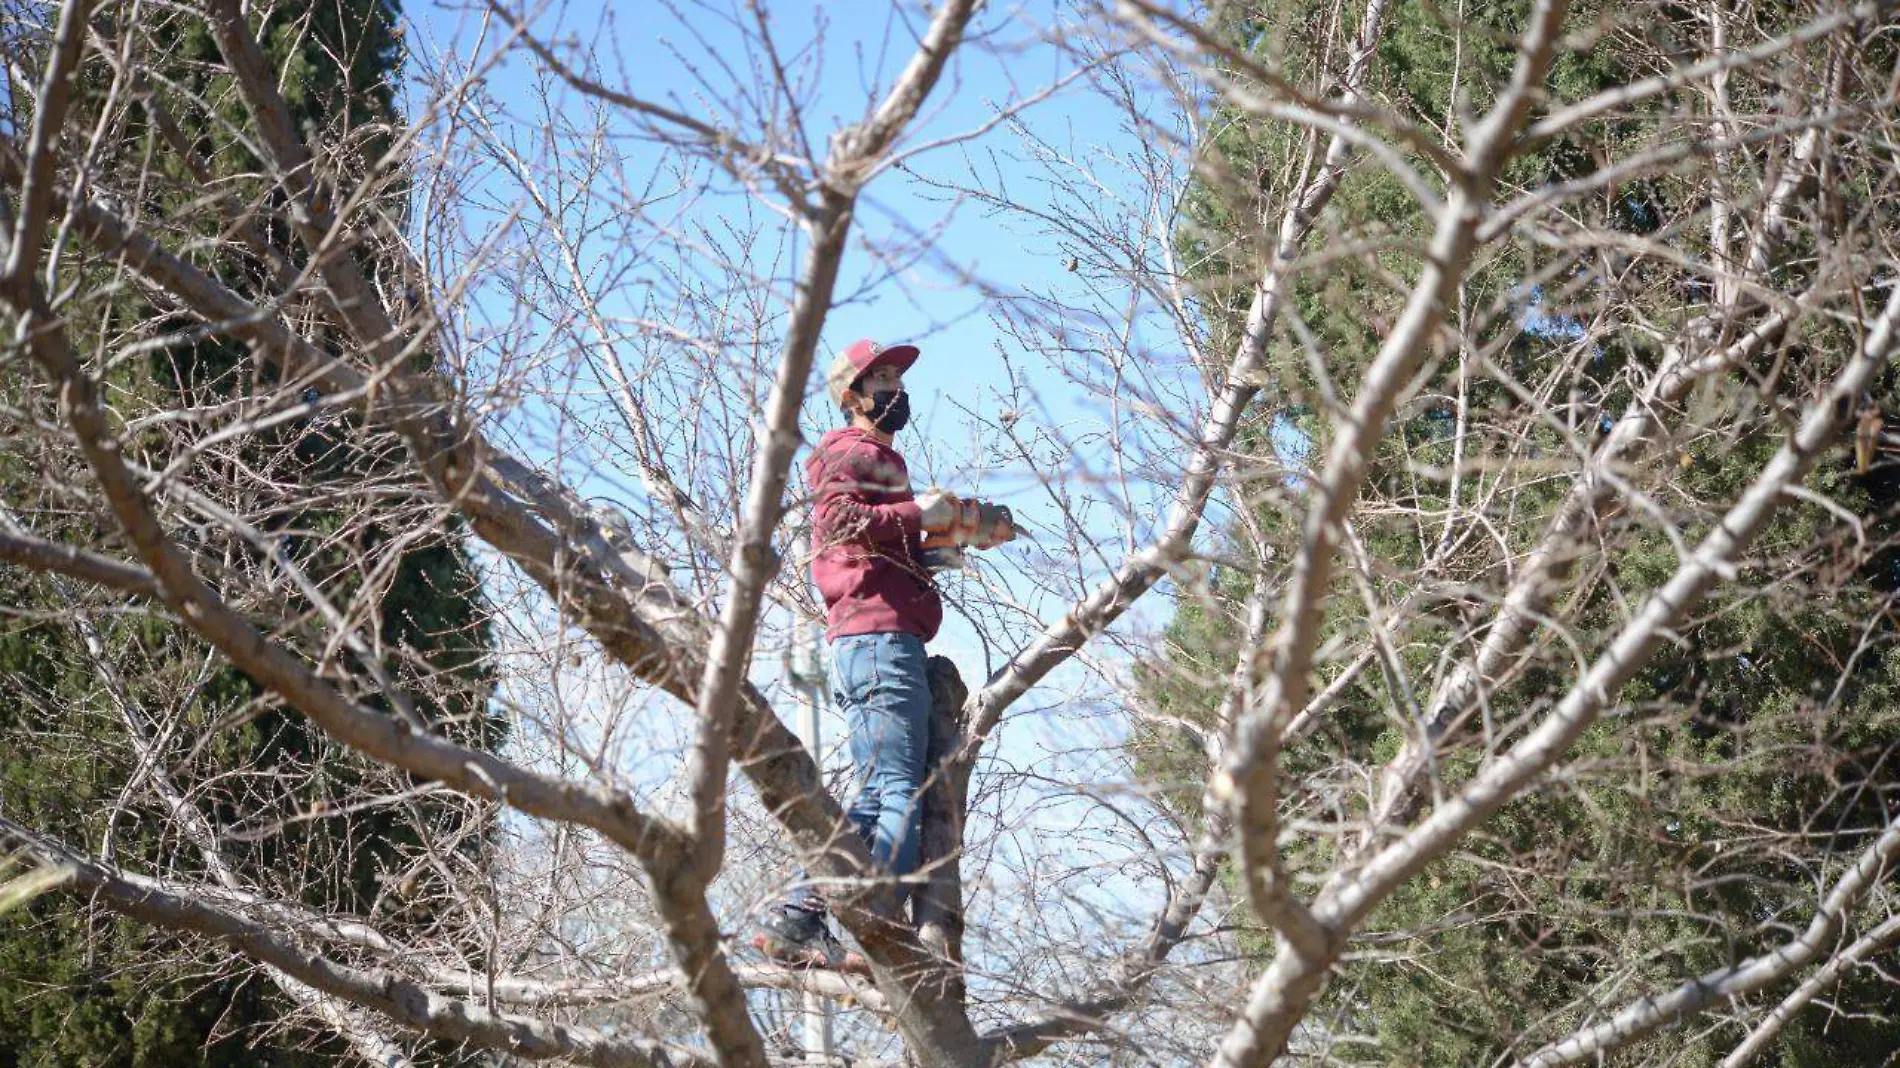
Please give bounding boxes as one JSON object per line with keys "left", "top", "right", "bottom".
{"left": 811, "top": 442, "right": 926, "bottom": 547}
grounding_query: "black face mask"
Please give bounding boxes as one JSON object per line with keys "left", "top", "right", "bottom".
{"left": 866, "top": 388, "right": 911, "bottom": 434}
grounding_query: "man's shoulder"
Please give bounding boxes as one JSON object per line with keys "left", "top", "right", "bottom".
{"left": 810, "top": 428, "right": 911, "bottom": 497}
{"left": 813, "top": 428, "right": 906, "bottom": 469}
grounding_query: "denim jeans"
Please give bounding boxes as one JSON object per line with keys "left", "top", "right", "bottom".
{"left": 784, "top": 631, "right": 934, "bottom": 914}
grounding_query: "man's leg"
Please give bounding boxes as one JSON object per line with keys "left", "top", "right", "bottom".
{"left": 749, "top": 633, "right": 881, "bottom": 972}
{"left": 841, "top": 632, "right": 933, "bottom": 889}
{"left": 750, "top": 631, "right": 931, "bottom": 971}
{"left": 833, "top": 632, "right": 886, "bottom": 859}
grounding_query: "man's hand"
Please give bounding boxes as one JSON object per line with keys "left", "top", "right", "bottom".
{"left": 916, "top": 489, "right": 959, "bottom": 532}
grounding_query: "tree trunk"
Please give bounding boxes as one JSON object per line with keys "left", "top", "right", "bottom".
{"left": 915, "top": 655, "right": 971, "bottom": 1009}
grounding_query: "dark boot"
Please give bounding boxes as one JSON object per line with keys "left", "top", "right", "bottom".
{"left": 750, "top": 906, "right": 870, "bottom": 975}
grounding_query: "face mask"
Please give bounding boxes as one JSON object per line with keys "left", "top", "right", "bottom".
{"left": 866, "top": 388, "right": 911, "bottom": 434}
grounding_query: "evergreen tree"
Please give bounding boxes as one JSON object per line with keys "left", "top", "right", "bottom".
{"left": 0, "top": 3, "right": 499, "bottom": 1063}
{"left": 1143, "top": 2, "right": 1900, "bottom": 1062}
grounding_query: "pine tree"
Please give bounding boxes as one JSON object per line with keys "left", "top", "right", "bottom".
{"left": 0, "top": 3, "right": 499, "bottom": 1063}
{"left": 1142, "top": 2, "right": 1900, "bottom": 1062}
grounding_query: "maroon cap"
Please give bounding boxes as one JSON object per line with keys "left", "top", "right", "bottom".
{"left": 826, "top": 339, "right": 920, "bottom": 405}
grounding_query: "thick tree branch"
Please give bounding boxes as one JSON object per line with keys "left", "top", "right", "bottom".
{"left": 0, "top": 525, "right": 157, "bottom": 597}
{"left": 1203, "top": 4, "right": 1592, "bottom": 1062}
{"left": 843, "top": 0, "right": 981, "bottom": 184}
{"left": 1367, "top": 50, "right": 1855, "bottom": 843}
{"left": 0, "top": 138, "right": 888, "bottom": 982}
{"left": 0, "top": 819, "right": 709, "bottom": 1068}
{"left": 650, "top": 3, "right": 991, "bottom": 1061}
{"left": 1271, "top": 283, "right": 1900, "bottom": 1068}
{"left": 913, "top": 655, "right": 973, "bottom": 1006}
{"left": 1336, "top": 289, "right": 1900, "bottom": 917}
{"left": 1210, "top": 280, "right": 1895, "bottom": 1068}
{"left": 200, "top": 0, "right": 406, "bottom": 364}
{"left": 681, "top": 0, "right": 983, "bottom": 879}
{"left": 428, "top": 963, "right": 886, "bottom": 1012}
{"left": 3, "top": 0, "right": 89, "bottom": 284}
{"left": 1, "top": 261, "right": 692, "bottom": 903}
{"left": 8, "top": 260, "right": 760, "bottom": 1061}
{"left": 680, "top": 204, "right": 849, "bottom": 877}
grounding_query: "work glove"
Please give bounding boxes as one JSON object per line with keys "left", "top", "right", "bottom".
{"left": 916, "top": 489, "right": 959, "bottom": 532}
{"left": 919, "top": 497, "right": 1018, "bottom": 571}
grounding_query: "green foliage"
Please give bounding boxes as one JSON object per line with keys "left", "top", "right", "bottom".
{"left": 0, "top": 900, "right": 345, "bottom": 1068}
{"left": 0, "top": 2, "right": 499, "bottom": 1064}
{"left": 1144, "top": 1, "right": 1900, "bottom": 1063}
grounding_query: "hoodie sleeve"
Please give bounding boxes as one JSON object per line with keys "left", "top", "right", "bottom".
{"left": 811, "top": 440, "right": 923, "bottom": 547}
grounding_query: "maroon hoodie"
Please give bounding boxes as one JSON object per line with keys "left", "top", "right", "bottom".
{"left": 806, "top": 427, "right": 943, "bottom": 641}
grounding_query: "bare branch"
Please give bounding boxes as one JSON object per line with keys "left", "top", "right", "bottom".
{"left": 0, "top": 819, "right": 710, "bottom": 1068}
{"left": 0, "top": 259, "right": 691, "bottom": 872}
{"left": 3, "top": 0, "right": 89, "bottom": 283}
{"left": 482, "top": 0, "right": 811, "bottom": 208}
{"left": 1719, "top": 912, "right": 1900, "bottom": 1068}
{"left": 959, "top": 0, "right": 1395, "bottom": 777}
{"left": 1522, "top": 818, "right": 1900, "bottom": 1067}
{"left": 1372, "top": 50, "right": 1864, "bottom": 842}
{"left": 1525, "top": 1, "right": 1883, "bottom": 141}
{"left": 0, "top": 525, "right": 157, "bottom": 597}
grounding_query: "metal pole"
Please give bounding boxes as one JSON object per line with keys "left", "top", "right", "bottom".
{"left": 791, "top": 574, "right": 835, "bottom": 1066}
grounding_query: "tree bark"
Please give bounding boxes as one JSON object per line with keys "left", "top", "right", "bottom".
{"left": 915, "top": 655, "right": 972, "bottom": 989}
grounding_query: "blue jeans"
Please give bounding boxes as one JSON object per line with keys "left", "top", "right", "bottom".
{"left": 785, "top": 631, "right": 934, "bottom": 913}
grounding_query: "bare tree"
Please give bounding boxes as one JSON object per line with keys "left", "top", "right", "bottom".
{"left": 1, "top": 0, "right": 1897, "bottom": 1066}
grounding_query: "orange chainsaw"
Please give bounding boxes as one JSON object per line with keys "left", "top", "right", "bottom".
{"left": 920, "top": 496, "right": 1018, "bottom": 572}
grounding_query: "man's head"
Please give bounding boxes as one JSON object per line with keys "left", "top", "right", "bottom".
{"left": 826, "top": 339, "right": 920, "bottom": 439}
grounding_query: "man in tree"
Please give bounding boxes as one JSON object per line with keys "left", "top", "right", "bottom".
{"left": 751, "top": 339, "right": 966, "bottom": 971}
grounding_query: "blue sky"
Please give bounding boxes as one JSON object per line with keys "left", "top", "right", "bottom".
{"left": 400, "top": 0, "right": 1202, "bottom": 884}
{"left": 402, "top": 0, "right": 1177, "bottom": 472}
{"left": 389, "top": 0, "right": 1227, "bottom": 1021}
{"left": 402, "top": 0, "right": 1206, "bottom": 626}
